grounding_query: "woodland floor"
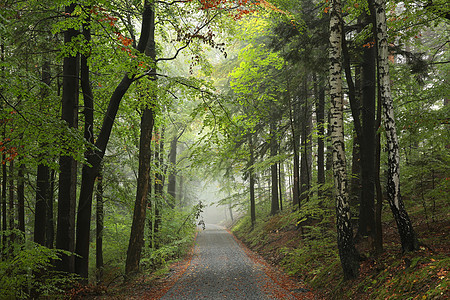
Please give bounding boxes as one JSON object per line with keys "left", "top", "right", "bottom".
{"left": 72, "top": 208, "right": 449, "bottom": 299}
{"left": 232, "top": 212, "right": 449, "bottom": 299}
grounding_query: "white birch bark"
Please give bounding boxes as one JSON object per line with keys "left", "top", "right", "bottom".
{"left": 329, "top": 0, "right": 358, "bottom": 279}
{"left": 373, "top": 0, "right": 418, "bottom": 252}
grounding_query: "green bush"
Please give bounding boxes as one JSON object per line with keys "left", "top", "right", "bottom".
{"left": 0, "top": 230, "right": 78, "bottom": 299}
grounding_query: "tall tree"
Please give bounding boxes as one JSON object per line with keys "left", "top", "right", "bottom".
{"left": 167, "top": 135, "right": 178, "bottom": 207}
{"left": 370, "top": 0, "right": 419, "bottom": 252}
{"left": 74, "top": 1, "right": 155, "bottom": 278}
{"left": 55, "top": 3, "right": 79, "bottom": 273}
{"left": 34, "top": 61, "right": 52, "bottom": 246}
{"left": 315, "top": 74, "right": 326, "bottom": 199}
{"left": 125, "top": 2, "right": 156, "bottom": 276}
{"left": 248, "top": 135, "right": 256, "bottom": 227}
{"left": 329, "top": 0, "right": 359, "bottom": 279}
{"left": 270, "top": 121, "right": 279, "bottom": 215}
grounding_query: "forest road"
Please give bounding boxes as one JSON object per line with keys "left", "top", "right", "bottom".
{"left": 159, "top": 224, "right": 308, "bottom": 300}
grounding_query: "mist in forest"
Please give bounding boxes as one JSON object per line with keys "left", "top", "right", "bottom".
{"left": 196, "top": 182, "right": 234, "bottom": 225}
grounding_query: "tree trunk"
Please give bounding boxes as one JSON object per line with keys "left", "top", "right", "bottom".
{"left": 316, "top": 75, "right": 325, "bottom": 199}
{"left": 125, "top": 107, "right": 155, "bottom": 277}
{"left": 125, "top": 3, "right": 156, "bottom": 277}
{"left": 34, "top": 164, "right": 49, "bottom": 246}
{"left": 300, "top": 77, "right": 312, "bottom": 204}
{"left": 74, "top": 1, "right": 154, "bottom": 278}
{"left": 17, "top": 162, "right": 25, "bottom": 234}
{"left": 329, "top": 0, "right": 359, "bottom": 279}
{"left": 278, "top": 163, "right": 283, "bottom": 211}
{"left": 249, "top": 135, "right": 256, "bottom": 228}
{"left": 154, "top": 126, "right": 164, "bottom": 249}
{"left": 179, "top": 175, "right": 184, "bottom": 207}
{"left": 8, "top": 161, "right": 14, "bottom": 244}
{"left": 96, "top": 166, "right": 104, "bottom": 283}
{"left": 358, "top": 37, "right": 376, "bottom": 241}
{"left": 349, "top": 133, "right": 360, "bottom": 210}
{"left": 2, "top": 153, "right": 6, "bottom": 251}
{"left": 342, "top": 30, "right": 362, "bottom": 215}
{"left": 46, "top": 169, "right": 55, "bottom": 248}
{"left": 55, "top": 3, "right": 79, "bottom": 273}
{"left": 371, "top": 0, "right": 419, "bottom": 252}
{"left": 167, "top": 136, "right": 178, "bottom": 207}
{"left": 270, "top": 122, "right": 279, "bottom": 215}
{"left": 290, "top": 95, "right": 300, "bottom": 209}
{"left": 374, "top": 71, "right": 383, "bottom": 254}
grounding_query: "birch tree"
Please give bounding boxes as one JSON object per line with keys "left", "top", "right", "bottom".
{"left": 329, "top": 0, "right": 359, "bottom": 279}
{"left": 370, "top": 0, "right": 419, "bottom": 252}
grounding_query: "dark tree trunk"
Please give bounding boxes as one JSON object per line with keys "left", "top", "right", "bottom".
{"left": 125, "top": 4, "right": 156, "bottom": 277}
{"left": 154, "top": 127, "right": 164, "bottom": 249}
{"left": 8, "top": 161, "right": 14, "bottom": 244}
{"left": 17, "top": 162, "right": 25, "bottom": 233}
{"left": 46, "top": 169, "right": 55, "bottom": 248}
{"left": 293, "top": 150, "right": 300, "bottom": 208}
{"left": 278, "top": 163, "right": 283, "bottom": 211}
{"left": 358, "top": 38, "right": 376, "bottom": 240}
{"left": 179, "top": 175, "right": 184, "bottom": 207}
{"left": 349, "top": 132, "right": 360, "bottom": 210}
{"left": 56, "top": 3, "right": 79, "bottom": 273}
{"left": 316, "top": 75, "right": 325, "bottom": 199}
{"left": 74, "top": 1, "right": 154, "bottom": 278}
{"left": 125, "top": 107, "right": 155, "bottom": 277}
{"left": 270, "top": 122, "right": 279, "bottom": 216}
{"left": 374, "top": 73, "right": 383, "bottom": 254}
{"left": 34, "top": 164, "right": 49, "bottom": 246}
{"left": 167, "top": 136, "right": 178, "bottom": 207}
{"left": 2, "top": 153, "right": 6, "bottom": 250}
{"left": 342, "top": 29, "right": 362, "bottom": 216}
{"left": 96, "top": 167, "right": 104, "bottom": 283}
{"left": 300, "top": 77, "right": 312, "bottom": 204}
{"left": 249, "top": 135, "right": 256, "bottom": 228}
{"left": 290, "top": 96, "right": 300, "bottom": 209}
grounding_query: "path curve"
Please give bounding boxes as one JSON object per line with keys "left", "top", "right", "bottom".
{"left": 160, "top": 224, "right": 305, "bottom": 299}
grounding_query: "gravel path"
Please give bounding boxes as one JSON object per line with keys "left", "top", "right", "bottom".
{"left": 160, "top": 224, "right": 297, "bottom": 299}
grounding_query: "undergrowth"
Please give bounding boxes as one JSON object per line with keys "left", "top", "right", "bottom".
{"left": 231, "top": 196, "right": 449, "bottom": 299}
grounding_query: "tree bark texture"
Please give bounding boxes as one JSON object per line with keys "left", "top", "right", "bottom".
{"left": 316, "top": 75, "right": 325, "bottom": 199}
{"left": 249, "top": 135, "right": 256, "bottom": 227}
{"left": 46, "top": 170, "right": 55, "bottom": 248}
{"left": 2, "top": 154, "right": 6, "bottom": 250}
{"left": 358, "top": 40, "right": 376, "bottom": 239}
{"left": 329, "top": 0, "right": 359, "bottom": 279}
{"left": 74, "top": 1, "right": 154, "bottom": 278}
{"left": 270, "top": 122, "right": 279, "bottom": 215}
{"left": 153, "top": 126, "right": 164, "bottom": 249}
{"left": 300, "top": 77, "right": 312, "bottom": 204}
{"left": 371, "top": 0, "right": 418, "bottom": 252}
{"left": 34, "top": 164, "right": 49, "bottom": 246}
{"left": 96, "top": 167, "right": 104, "bottom": 283}
{"left": 291, "top": 96, "right": 300, "bottom": 209}
{"left": 56, "top": 3, "right": 79, "bottom": 273}
{"left": 167, "top": 136, "right": 178, "bottom": 207}
{"left": 17, "top": 162, "right": 25, "bottom": 233}
{"left": 8, "top": 161, "right": 14, "bottom": 244}
{"left": 125, "top": 3, "right": 156, "bottom": 277}
{"left": 125, "top": 107, "right": 155, "bottom": 277}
